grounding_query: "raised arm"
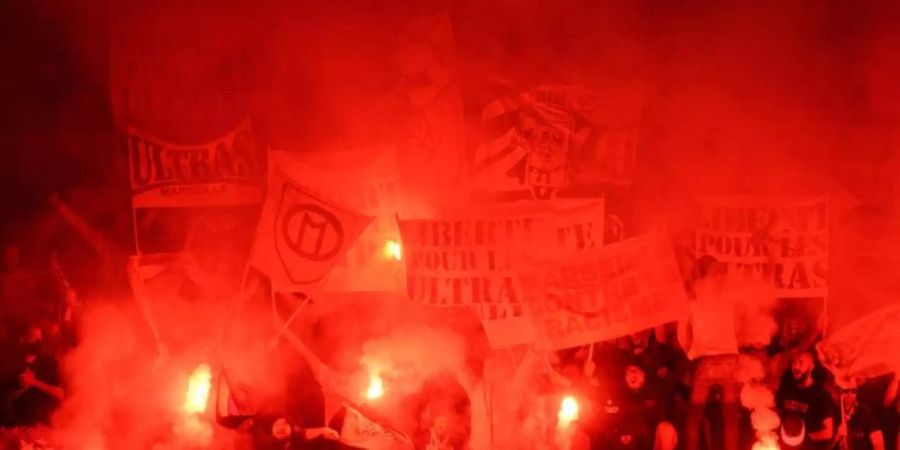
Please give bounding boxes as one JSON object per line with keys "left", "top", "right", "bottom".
{"left": 808, "top": 416, "right": 834, "bottom": 442}
{"left": 886, "top": 374, "right": 900, "bottom": 411}
{"left": 49, "top": 194, "right": 118, "bottom": 256}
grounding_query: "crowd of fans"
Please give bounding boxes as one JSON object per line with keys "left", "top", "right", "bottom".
{"left": 0, "top": 232, "right": 896, "bottom": 450}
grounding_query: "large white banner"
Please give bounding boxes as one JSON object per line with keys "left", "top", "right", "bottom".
{"left": 522, "top": 233, "right": 689, "bottom": 350}
{"left": 398, "top": 200, "right": 604, "bottom": 348}
{"left": 694, "top": 195, "right": 828, "bottom": 298}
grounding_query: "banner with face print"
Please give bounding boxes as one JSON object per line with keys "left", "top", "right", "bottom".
{"left": 470, "top": 84, "right": 641, "bottom": 201}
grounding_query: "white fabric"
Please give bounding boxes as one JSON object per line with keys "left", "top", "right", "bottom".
{"left": 686, "top": 279, "right": 739, "bottom": 359}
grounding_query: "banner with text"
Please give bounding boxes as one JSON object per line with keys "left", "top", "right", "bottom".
{"left": 694, "top": 195, "right": 828, "bottom": 298}
{"left": 521, "top": 233, "right": 688, "bottom": 350}
{"left": 398, "top": 199, "right": 605, "bottom": 348}
{"left": 128, "top": 121, "right": 263, "bottom": 208}
{"left": 270, "top": 150, "right": 404, "bottom": 292}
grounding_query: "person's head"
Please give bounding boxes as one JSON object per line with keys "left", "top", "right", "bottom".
{"left": 790, "top": 351, "right": 816, "bottom": 385}
{"left": 271, "top": 417, "right": 292, "bottom": 441}
{"left": 624, "top": 364, "right": 646, "bottom": 391}
{"left": 22, "top": 324, "right": 42, "bottom": 344}
{"left": 4, "top": 244, "right": 20, "bottom": 272}
{"left": 432, "top": 415, "right": 449, "bottom": 435}
{"left": 841, "top": 389, "right": 859, "bottom": 416}
{"left": 696, "top": 255, "right": 726, "bottom": 281}
{"left": 19, "top": 324, "right": 43, "bottom": 356}
{"left": 629, "top": 330, "right": 652, "bottom": 354}
{"left": 780, "top": 316, "right": 807, "bottom": 347}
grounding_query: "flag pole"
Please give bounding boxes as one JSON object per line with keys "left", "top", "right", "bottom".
{"left": 268, "top": 291, "right": 310, "bottom": 349}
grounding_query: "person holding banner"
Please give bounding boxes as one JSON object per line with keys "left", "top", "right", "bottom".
{"left": 834, "top": 387, "right": 885, "bottom": 450}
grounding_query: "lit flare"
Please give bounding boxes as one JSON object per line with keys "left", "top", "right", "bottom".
{"left": 557, "top": 396, "right": 579, "bottom": 429}
{"left": 384, "top": 240, "right": 402, "bottom": 261}
{"left": 366, "top": 373, "right": 384, "bottom": 400}
{"left": 183, "top": 364, "right": 212, "bottom": 415}
{"left": 751, "top": 435, "right": 780, "bottom": 450}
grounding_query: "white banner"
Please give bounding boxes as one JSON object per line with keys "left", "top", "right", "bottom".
{"left": 695, "top": 195, "right": 828, "bottom": 298}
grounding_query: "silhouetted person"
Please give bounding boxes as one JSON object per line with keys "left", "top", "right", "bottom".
{"left": 1, "top": 323, "right": 64, "bottom": 426}
{"left": 0, "top": 244, "right": 37, "bottom": 330}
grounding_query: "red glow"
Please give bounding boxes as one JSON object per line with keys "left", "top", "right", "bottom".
{"left": 384, "top": 240, "right": 402, "bottom": 261}
{"left": 366, "top": 372, "right": 384, "bottom": 400}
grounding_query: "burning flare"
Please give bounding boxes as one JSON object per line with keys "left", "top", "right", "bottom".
{"left": 366, "top": 372, "right": 384, "bottom": 400}
{"left": 384, "top": 240, "right": 402, "bottom": 261}
{"left": 557, "top": 396, "right": 579, "bottom": 429}
{"left": 752, "top": 435, "right": 780, "bottom": 450}
{"left": 183, "top": 364, "right": 212, "bottom": 415}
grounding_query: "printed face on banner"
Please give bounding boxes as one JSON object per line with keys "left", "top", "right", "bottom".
{"left": 471, "top": 85, "right": 640, "bottom": 200}
{"left": 694, "top": 196, "right": 828, "bottom": 298}
{"left": 522, "top": 233, "right": 689, "bottom": 351}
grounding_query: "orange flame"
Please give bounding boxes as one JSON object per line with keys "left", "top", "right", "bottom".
{"left": 752, "top": 435, "right": 780, "bottom": 450}
{"left": 384, "top": 240, "right": 402, "bottom": 261}
{"left": 182, "top": 364, "right": 212, "bottom": 415}
{"left": 557, "top": 396, "right": 579, "bottom": 429}
{"left": 366, "top": 372, "right": 384, "bottom": 400}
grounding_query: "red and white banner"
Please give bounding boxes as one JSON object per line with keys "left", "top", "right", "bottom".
{"left": 694, "top": 195, "right": 828, "bottom": 298}
{"left": 397, "top": 200, "right": 604, "bottom": 348}
{"left": 250, "top": 168, "right": 372, "bottom": 292}
{"left": 269, "top": 150, "right": 404, "bottom": 292}
{"left": 469, "top": 83, "right": 642, "bottom": 201}
{"left": 128, "top": 121, "right": 262, "bottom": 208}
{"left": 817, "top": 304, "right": 900, "bottom": 387}
{"left": 522, "top": 233, "right": 688, "bottom": 350}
